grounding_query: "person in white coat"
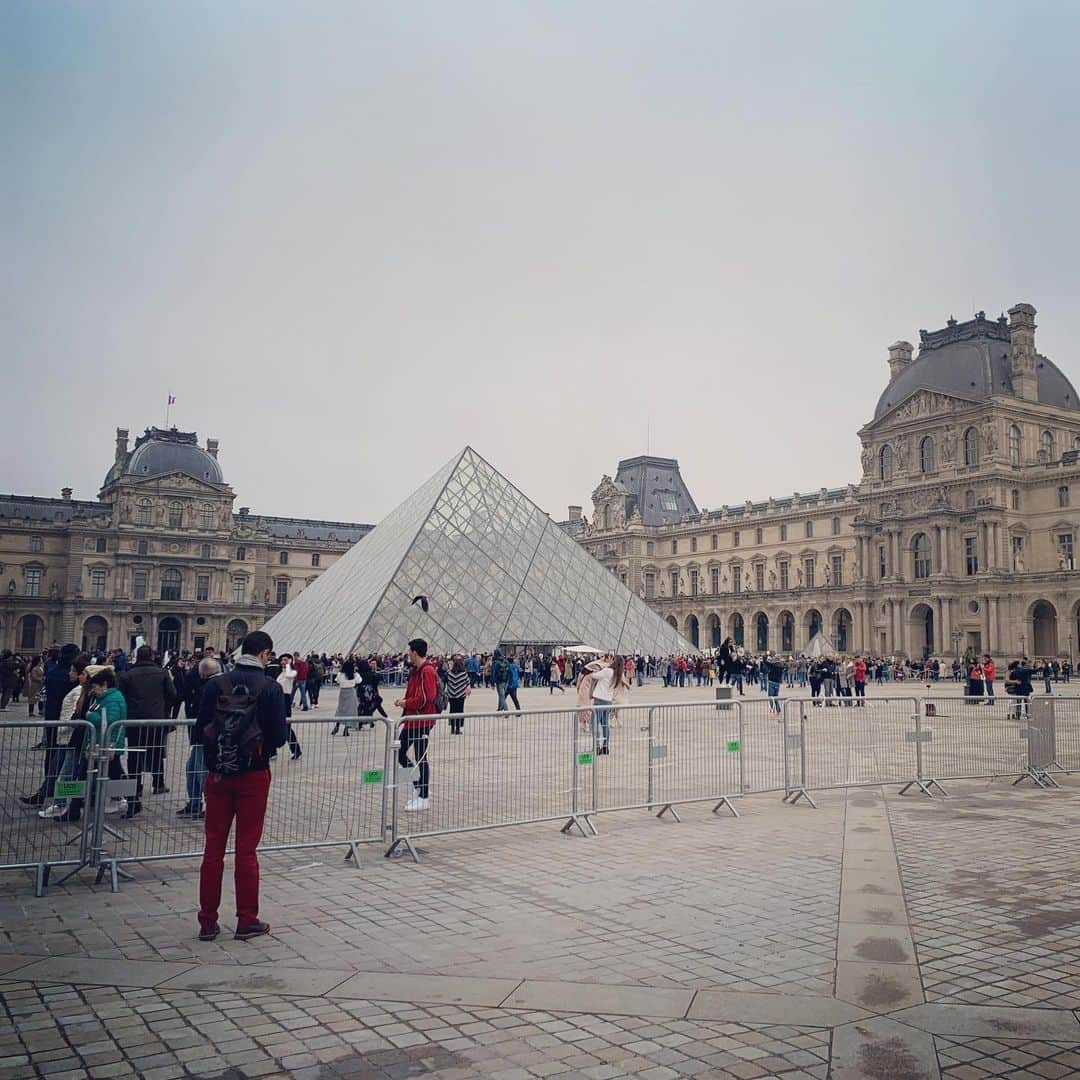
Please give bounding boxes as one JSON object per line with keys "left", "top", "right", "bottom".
{"left": 332, "top": 659, "right": 359, "bottom": 735}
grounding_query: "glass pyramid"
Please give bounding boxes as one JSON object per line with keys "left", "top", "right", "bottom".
{"left": 260, "top": 447, "right": 694, "bottom": 657}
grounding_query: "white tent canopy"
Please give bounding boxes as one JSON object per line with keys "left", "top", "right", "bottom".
{"left": 561, "top": 644, "right": 604, "bottom": 654}
{"left": 804, "top": 632, "right": 836, "bottom": 657}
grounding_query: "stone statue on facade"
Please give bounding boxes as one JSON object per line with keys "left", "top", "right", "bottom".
{"left": 769, "top": 570, "right": 777, "bottom": 590}
{"left": 894, "top": 438, "right": 908, "bottom": 473}
{"left": 941, "top": 425, "right": 956, "bottom": 464}
{"left": 861, "top": 445, "right": 874, "bottom": 474}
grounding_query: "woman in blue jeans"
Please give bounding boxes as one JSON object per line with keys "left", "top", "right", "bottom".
{"left": 590, "top": 655, "right": 627, "bottom": 755}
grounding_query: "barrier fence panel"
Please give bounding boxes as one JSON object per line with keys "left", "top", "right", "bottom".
{"left": 646, "top": 701, "right": 746, "bottom": 819}
{"left": 385, "top": 705, "right": 584, "bottom": 861}
{"left": 0, "top": 720, "right": 96, "bottom": 894}
{"left": 98, "top": 717, "right": 391, "bottom": 871}
{"left": 258, "top": 716, "right": 390, "bottom": 858}
{"left": 919, "top": 696, "right": 1030, "bottom": 783}
{"left": 734, "top": 698, "right": 789, "bottom": 800}
{"left": 1043, "top": 696, "right": 1080, "bottom": 775}
{"left": 584, "top": 702, "right": 654, "bottom": 818}
{"left": 781, "top": 698, "right": 920, "bottom": 801}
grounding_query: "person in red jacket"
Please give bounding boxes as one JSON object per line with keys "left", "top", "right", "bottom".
{"left": 394, "top": 638, "right": 439, "bottom": 811}
{"left": 852, "top": 656, "right": 867, "bottom": 706}
{"left": 292, "top": 654, "right": 310, "bottom": 711}
{"left": 982, "top": 654, "right": 996, "bottom": 703}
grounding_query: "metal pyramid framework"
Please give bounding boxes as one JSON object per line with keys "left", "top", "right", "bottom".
{"left": 259, "top": 447, "right": 694, "bottom": 657}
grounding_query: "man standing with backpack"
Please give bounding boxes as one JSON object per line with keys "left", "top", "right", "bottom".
{"left": 196, "top": 631, "right": 287, "bottom": 942}
{"left": 394, "top": 638, "right": 439, "bottom": 812}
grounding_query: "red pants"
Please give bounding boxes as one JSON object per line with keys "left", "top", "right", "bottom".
{"left": 199, "top": 769, "right": 270, "bottom": 931}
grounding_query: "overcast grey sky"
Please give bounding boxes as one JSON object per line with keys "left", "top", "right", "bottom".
{"left": 4, "top": 1, "right": 1080, "bottom": 524}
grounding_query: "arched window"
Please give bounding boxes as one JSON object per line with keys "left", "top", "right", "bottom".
{"left": 160, "top": 568, "right": 182, "bottom": 601}
{"left": 880, "top": 444, "right": 894, "bottom": 481}
{"left": 912, "top": 533, "right": 932, "bottom": 579}
{"left": 1041, "top": 430, "right": 1056, "bottom": 461}
{"left": 919, "top": 436, "right": 935, "bottom": 474}
{"left": 168, "top": 501, "right": 183, "bottom": 528}
{"left": 963, "top": 427, "right": 980, "bottom": 466}
{"left": 199, "top": 504, "right": 214, "bottom": 529}
{"left": 136, "top": 498, "right": 152, "bottom": 526}
{"left": 1008, "top": 425, "right": 1022, "bottom": 466}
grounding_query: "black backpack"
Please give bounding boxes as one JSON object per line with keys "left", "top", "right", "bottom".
{"left": 202, "top": 674, "right": 270, "bottom": 774}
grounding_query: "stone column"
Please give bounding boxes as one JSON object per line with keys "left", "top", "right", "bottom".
{"left": 940, "top": 525, "right": 949, "bottom": 574}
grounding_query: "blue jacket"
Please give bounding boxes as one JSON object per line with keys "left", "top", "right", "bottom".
{"left": 507, "top": 661, "right": 520, "bottom": 690}
{"left": 198, "top": 658, "right": 288, "bottom": 772}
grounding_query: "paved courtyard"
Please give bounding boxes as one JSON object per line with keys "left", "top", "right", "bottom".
{"left": 3, "top": 681, "right": 1080, "bottom": 1078}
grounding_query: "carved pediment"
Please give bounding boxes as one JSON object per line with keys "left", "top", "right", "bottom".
{"left": 870, "top": 389, "right": 976, "bottom": 428}
{"left": 591, "top": 475, "right": 622, "bottom": 505}
{"left": 124, "top": 471, "right": 231, "bottom": 495}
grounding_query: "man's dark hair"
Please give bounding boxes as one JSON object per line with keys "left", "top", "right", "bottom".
{"left": 241, "top": 630, "right": 274, "bottom": 657}
{"left": 408, "top": 638, "right": 428, "bottom": 657}
{"left": 135, "top": 644, "right": 154, "bottom": 662}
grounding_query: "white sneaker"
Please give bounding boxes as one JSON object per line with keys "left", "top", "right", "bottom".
{"left": 404, "top": 797, "right": 430, "bottom": 812}
{"left": 104, "top": 798, "right": 127, "bottom": 816}
{"left": 38, "top": 804, "right": 64, "bottom": 819}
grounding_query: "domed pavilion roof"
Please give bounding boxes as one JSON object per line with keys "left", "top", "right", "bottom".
{"left": 103, "top": 427, "right": 224, "bottom": 487}
{"left": 874, "top": 311, "right": 1078, "bottom": 421}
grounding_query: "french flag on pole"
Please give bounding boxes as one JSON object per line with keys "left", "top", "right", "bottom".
{"left": 167, "top": 394, "right": 176, "bottom": 405}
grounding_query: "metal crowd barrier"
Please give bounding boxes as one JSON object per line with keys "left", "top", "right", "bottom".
{"left": 0, "top": 720, "right": 97, "bottom": 895}
{"left": 90, "top": 717, "right": 391, "bottom": 882}
{"left": 7, "top": 693, "right": 1080, "bottom": 890}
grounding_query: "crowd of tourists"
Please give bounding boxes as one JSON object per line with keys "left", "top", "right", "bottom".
{"left": 8, "top": 628, "right": 1072, "bottom": 944}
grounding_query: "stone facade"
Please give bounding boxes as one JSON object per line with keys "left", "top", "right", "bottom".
{"left": 0, "top": 427, "right": 371, "bottom": 655}
{"left": 574, "top": 304, "right": 1080, "bottom": 663}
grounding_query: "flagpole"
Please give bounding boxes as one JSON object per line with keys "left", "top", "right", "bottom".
{"left": 165, "top": 394, "right": 172, "bottom": 428}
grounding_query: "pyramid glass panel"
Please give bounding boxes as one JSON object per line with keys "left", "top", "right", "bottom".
{"left": 260, "top": 447, "right": 694, "bottom": 657}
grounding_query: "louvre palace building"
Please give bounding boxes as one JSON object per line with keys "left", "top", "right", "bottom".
{"left": 571, "top": 303, "right": 1080, "bottom": 663}
{"left": 3, "top": 301, "right": 1079, "bottom": 664}
{"left": 0, "top": 427, "right": 371, "bottom": 656}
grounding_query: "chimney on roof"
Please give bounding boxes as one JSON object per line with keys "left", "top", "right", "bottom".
{"left": 567, "top": 505, "right": 582, "bottom": 521}
{"left": 61, "top": 487, "right": 72, "bottom": 501}
{"left": 1008, "top": 302, "right": 1038, "bottom": 401}
{"left": 239, "top": 507, "right": 250, "bottom": 517}
{"left": 206, "top": 438, "right": 219, "bottom": 460}
{"left": 887, "top": 341, "right": 914, "bottom": 381}
{"left": 115, "top": 428, "right": 129, "bottom": 465}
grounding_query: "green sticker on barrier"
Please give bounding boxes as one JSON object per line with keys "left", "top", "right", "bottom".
{"left": 578, "top": 752, "right": 594, "bottom": 765}
{"left": 362, "top": 769, "right": 384, "bottom": 784}
{"left": 726, "top": 740, "right": 741, "bottom": 753}
{"left": 54, "top": 780, "right": 86, "bottom": 798}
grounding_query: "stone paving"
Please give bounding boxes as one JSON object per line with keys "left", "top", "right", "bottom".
{"left": 2, "top": 682, "right": 1080, "bottom": 1077}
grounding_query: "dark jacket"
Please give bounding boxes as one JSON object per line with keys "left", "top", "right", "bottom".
{"left": 43, "top": 664, "right": 75, "bottom": 724}
{"left": 185, "top": 670, "right": 225, "bottom": 743}
{"left": 198, "top": 658, "right": 288, "bottom": 772}
{"left": 118, "top": 660, "right": 178, "bottom": 720}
